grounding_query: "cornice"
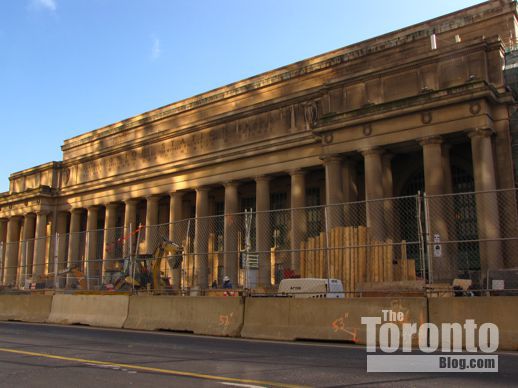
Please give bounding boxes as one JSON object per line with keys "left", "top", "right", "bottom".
{"left": 314, "top": 81, "right": 512, "bottom": 133}
{"left": 61, "top": 1, "right": 514, "bottom": 152}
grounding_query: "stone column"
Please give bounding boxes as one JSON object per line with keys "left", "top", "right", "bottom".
{"left": 145, "top": 195, "right": 160, "bottom": 254}
{"left": 194, "top": 187, "right": 210, "bottom": 288}
{"left": 67, "top": 209, "right": 82, "bottom": 269}
{"left": 421, "top": 137, "right": 446, "bottom": 195}
{"left": 420, "top": 137, "right": 450, "bottom": 281}
{"left": 103, "top": 203, "right": 118, "bottom": 274}
{"left": 66, "top": 209, "right": 83, "bottom": 287}
{"left": 224, "top": 182, "right": 239, "bottom": 286}
{"left": 123, "top": 199, "right": 138, "bottom": 257}
{"left": 4, "top": 216, "right": 22, "bottom": 286}
{"left": 324, "top": 155, "right": 344, "bottom": 205}
{"left": 85, "top": 206, "right": 99, "bottom": 289}
{"left": 290, "top": 170, "right": 306, "bottom": 274}
{"left": 323, "top": 155, "right": 344, "bottom": 230}
{"left": 0, "top": 219, "right": 7, "bottom": 284}
{"left": 169, "top": 192, "right": 184, "bottom": 289}
{"left": 55, "top": 212, "right": 68, "bottom": 273}
{"left": 32, "top": 211, "right": 48, "bottom": 279}
{"left": 21, "top": 214, "right": 36, "bottom": 283}
{"left": 362, "top": 148, "right": 385, "bottom": 240}
{"left": 255, "top": 176, "right": 271, "bottom": 287}
{"left": 468, "top": 128, "right": 504, "bottom": 275}
{"left": 124, "top": 200, "right": 138, "bottom": 232}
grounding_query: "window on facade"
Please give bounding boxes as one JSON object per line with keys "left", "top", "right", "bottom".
{"left": 306, "top": 187, "right": 323, "bottom": 237}
{"left": 214, "top": 201, "right": 224, "bottom": 251}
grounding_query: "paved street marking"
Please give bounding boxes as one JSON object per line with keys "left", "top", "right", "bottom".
{"left": 0, "top": 347, "right": 307, "bottom": 388}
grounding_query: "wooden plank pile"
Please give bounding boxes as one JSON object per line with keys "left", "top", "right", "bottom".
{"left": 299, "top": 226, "right": 416, "bottom": 296}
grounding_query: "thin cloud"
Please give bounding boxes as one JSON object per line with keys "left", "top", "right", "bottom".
{"left": 29, "top": 0, "right": 57, "bottom": 12}
{"left": 151, "top": 36, "right": 161, "bottom": 61}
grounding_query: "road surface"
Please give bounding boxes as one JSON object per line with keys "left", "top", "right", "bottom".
{"left": 0, "top": 321, "right": 515, "bottom": 387}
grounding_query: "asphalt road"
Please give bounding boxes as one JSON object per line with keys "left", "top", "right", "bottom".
{"left": 0, "top": 321, "right": 516, "bottom": 387}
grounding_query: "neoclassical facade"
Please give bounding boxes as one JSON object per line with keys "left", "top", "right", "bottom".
{"left": 1, "top": 1, "right": 517, "bottom": 288}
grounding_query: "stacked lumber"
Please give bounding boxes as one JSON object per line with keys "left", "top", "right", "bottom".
{"left": 299, "top": 226, "right": 417, "bottom": 296}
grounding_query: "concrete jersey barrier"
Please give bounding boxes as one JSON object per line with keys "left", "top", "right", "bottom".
{"left": 241, "top": 297, "right": 427, "bottom": 345}
{"left": 124, "top": 296, "right": 244, "bottom": 337}
{"left": 47, "top": 294, "right": 129, "bottom": 328}
{"left": 428, "top": 296, "right": 518, "bottom": 351}
{"left": 0, "top": 295, "right": 53, "bottom": 323}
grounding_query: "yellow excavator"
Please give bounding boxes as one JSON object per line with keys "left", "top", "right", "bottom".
{"left": 118, "top": 238, "right": 182, "bottom": 292}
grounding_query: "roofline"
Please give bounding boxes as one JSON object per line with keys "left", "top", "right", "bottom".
{"left": 62, "top": 0, "right": 514, "bottom": 151}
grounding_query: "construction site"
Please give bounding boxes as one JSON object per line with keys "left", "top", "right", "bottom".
{"left": 0, "top": 0, "right": 517, "bottom": 354}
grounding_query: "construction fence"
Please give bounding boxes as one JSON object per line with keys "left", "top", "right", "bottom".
{"left": 1, "top": 188, "right": 517, "bottom": 296}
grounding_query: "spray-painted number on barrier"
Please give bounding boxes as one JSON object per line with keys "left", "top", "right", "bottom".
{"left": 331, "top": 312, "right": 357, "bottom": 342}
{"left": 219, "top": 313, "right": 234, "bottom": 328}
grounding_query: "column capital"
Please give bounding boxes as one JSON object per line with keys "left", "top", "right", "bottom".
{"left": 223, "top": 181, "right": 240, "bottom": 189}
{"left": 418, "top": 136, "right": 443, "bottom": 146}
{"left": 24, "top": 213, "right": 37, "bottom": 220}
{"left": 70, "top": 207, "right": 84, "bottom": 215}
{"left": 105, "top": 202, "right": 120, "bottom": 211}
{"left": 145, "top": 194, "right": 161, "bottom": 202}
{"left": 467, "top": 128, "right": 494, "bottom": 139}
{"left": 86, "top": 205, "right": 100, "bottom": 212}
{"left": 320, "top": 154, "right": 342, "bottom": 164}
{"left": 124, "top": 198, "right": 140, "bottom": 206}
{"left": 360, "top": 147, "right": 384, "bottom": 157}
{"left": 254, "top": 175, "right": 271, "bottom": 183}
{"left": 288, "top": 168, "right": 306, "bottom": 177}
{"left": 195, "top": 186, "right": 211, "bottom": 193}
{"left": 170, "top": 191, "right": 185, "bottom": 199}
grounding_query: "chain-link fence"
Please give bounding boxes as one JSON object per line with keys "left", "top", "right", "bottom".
{"left": 1, "top": 189, "right": 517, "bottom": 296}
{"left": 424, "top": 188, "right": 518, "bottom": 293}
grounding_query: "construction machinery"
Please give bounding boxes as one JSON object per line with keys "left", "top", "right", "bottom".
{"left": 115, "top": 238, "right": 183, "bottom": 293}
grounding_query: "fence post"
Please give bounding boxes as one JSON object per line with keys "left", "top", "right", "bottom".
{"left": 54, "top": 233, "right": 59, "bottom": 289}
{"left": 324, "top": 204, "right": 331, "bottom": 290}
{"left": 422, "top": 192, "right": 433, "bottom": 283}
{"left": 416, "top": 193, "right": 426, "bottom": 283}
{"left": 85, "top": 231, "right": 90, "bottom": 290}
{"left": 0, "top": 242, "right": 3, "bottom": 285}
{"left": 20, "top": 240, "right": 27, "bottom": 289}
{"left": 129, "top": 223, "right": 134, "bottom": 295}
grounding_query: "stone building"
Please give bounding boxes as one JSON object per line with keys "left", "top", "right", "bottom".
{"left": 0, "top": 0, "right": 517, "bottom": 288}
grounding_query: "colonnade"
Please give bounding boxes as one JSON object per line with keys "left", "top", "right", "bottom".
{"left": 0, "top": 129, "right": 504, "bottom": 287}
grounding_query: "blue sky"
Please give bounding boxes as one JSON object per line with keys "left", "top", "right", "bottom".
{"left": 0, "top": 0, "right": 482, "bottom": 193}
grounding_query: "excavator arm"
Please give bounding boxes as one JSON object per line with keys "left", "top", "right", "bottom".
{"left": 151, "top": 238, "right": 182, "bottom": 292}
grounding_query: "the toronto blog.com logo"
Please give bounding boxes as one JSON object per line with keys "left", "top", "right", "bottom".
{"left": 361, "top": 309, "right": 499, "bottom": 372}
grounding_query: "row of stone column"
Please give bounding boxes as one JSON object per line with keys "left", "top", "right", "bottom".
{"left": 0, "top": 128, "right": 504, "bottom": 286}
{"left": 0, "top": 211, "right": 48, "bottom": 285}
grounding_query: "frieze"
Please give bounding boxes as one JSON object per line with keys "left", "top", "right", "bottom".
{"left": 75, "top": 109, "right": 294, "bottom": 184}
